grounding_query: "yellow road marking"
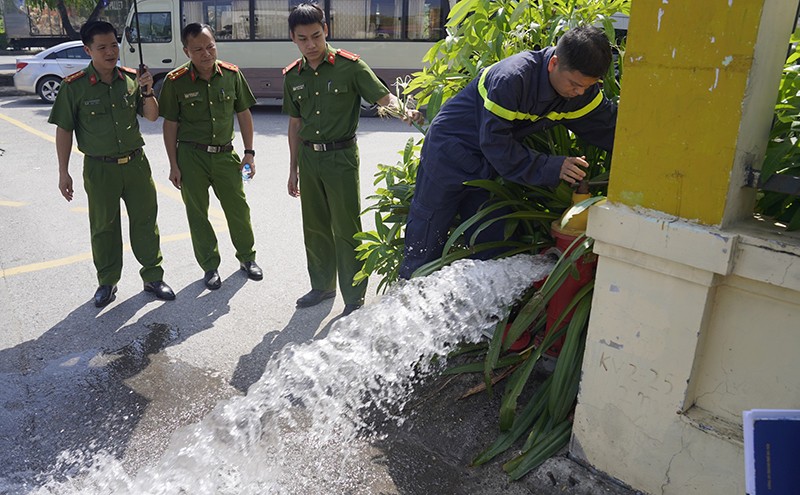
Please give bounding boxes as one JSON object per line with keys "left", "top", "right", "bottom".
{"left": 0, "top": 109, "right": 232, "bottom": 276}
{"left": 0, "top": 227, "right": 229, "bottom": 278}
{"left": 0, "top": 112, "right": 80, "bottom": 154}
{"left": 0, "top": 110, "right": 226, "bottom": 219}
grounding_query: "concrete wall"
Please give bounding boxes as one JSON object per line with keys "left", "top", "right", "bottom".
{"left": 569, "top": 0, "right": 800, "bottom": 493}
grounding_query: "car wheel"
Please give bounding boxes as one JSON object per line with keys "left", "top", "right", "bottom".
{"left": 37, "top": 75, "right": 62, "bottom": 103}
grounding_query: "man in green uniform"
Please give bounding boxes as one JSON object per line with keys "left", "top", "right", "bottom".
{"left": 50, "top": 21, "right": 175, "bottom": 308}
{"left": 159, "top": 23, "right": 262, "bottom": 290}
{"left": 284, "top": 3, "right": 422, "bottom": 317}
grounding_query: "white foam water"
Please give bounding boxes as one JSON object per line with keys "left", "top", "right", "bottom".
{"left": 20, "top": 255, "right": 554, "bottom": 495}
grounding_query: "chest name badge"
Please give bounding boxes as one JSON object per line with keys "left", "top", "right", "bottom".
{"left": 292, "top": 84, "right": 304, "bottom": 92}
{"left": 84, "top": 99, "right": 101, "bottom": 106}
{"left": 184, "top": 91, "right": 200, "bottom": 99}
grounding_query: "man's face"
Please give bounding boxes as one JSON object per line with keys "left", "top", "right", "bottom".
{"left": 547, "top": 55, "right": 599, "bottom": 99}
{"left": 290, "top": 23, "right": 328, "bottom": 65}
{"left": 184, "top": 28, "right": 218, "bottom": 73}
{"left": 84, "top": 32, "right": 119, "bottom": 73}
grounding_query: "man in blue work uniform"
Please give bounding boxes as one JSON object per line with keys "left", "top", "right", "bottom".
{"left": 399, "top": 25, "right": 617, "bottom": 279}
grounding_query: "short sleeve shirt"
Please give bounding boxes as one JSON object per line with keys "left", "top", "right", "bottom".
{"left": 158, "top": 60, "right": 256, "bottom": 145}
{"left": 282, "top": 44, "right": 389, "bottom": 142}
{"left": 48, "top": 63, "right": 145, "bottom": 156}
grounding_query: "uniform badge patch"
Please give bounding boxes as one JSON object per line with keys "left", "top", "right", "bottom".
{"left": 184, "top": 92, "right": 199, "bottom": 99}
{"left": 83, "top": 99, "right": 101, "bottom": 106}
{"left": 292, "top": 84, "right": 305, "bottom": 91}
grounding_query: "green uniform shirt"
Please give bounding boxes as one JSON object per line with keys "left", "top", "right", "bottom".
{"left": 282, "top": 44, "right": 389, "bottom": 142}
{"left": 159, "top": 60, "right": 256, "bottom": 145}
{"left": 48, "top": 63, "right": 145, "bottom": 156}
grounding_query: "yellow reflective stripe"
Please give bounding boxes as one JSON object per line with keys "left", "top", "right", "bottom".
{"left": 478, "top": 66, "right": 540, "bottom": 121}
{"left": 478, "top": 66, "right": 604, "bottom": 122}
{"left": 542, "top": 91, "right": 603, "bottom": 121}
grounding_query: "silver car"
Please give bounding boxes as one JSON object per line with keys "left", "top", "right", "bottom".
{"left": 14, "top": 40, "right": 91, "bottom": 103}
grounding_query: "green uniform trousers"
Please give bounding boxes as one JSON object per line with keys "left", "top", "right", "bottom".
{"left": 178, "top": 143, "right": 256, "bottom": 271}
{"left": 82, "top": 153, "right": 164, "bottom": 286}
{"left": 299, "top": 145, "right": 366, "bottom": 305}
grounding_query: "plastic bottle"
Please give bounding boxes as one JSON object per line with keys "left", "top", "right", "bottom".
{"left": 242, "top": 163, "right": 252, "bottom": 183}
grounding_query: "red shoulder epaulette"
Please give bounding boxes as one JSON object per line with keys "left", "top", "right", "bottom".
{"left": 168, "top": 66, "right": 189, "bottom": 80}
{"left": 336, "top": 49, "right": 360, "bottom": 61}
{"left": 63, "top": 70, "right": 86, "bottom": 84}
{"left": 282, "top": 58, "right": 301, "bottom": 75}
{"left": 119, "top": 66, "right": 137, "bottom": 75}
{"left": 218, "top": 60, "right": 239, "bottom": 72}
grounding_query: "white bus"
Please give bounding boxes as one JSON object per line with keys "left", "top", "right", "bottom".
{"left": 120, "top": 0, "right": 449, "bottom": 106}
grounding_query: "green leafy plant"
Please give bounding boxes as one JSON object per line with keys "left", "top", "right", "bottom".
{"left": 756, "top": 28, "right": 800, "bottom": 231}
{"left": 354, "top": 137, "right": 422, "bottom": 293}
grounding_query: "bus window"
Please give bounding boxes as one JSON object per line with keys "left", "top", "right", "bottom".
{"left": 253, "top": 0, "right": 328, "bottom": 39}
{"left": 331, "top": 0, "right": 401, "bottom": 40}
{"left": 408, "top": 0, "right": 446, "bottom": 40}
{"left": 128, "top": 13, "right": 173, "bottom": 43}
{"left": 183, "top": 0, "right": 251, "bottom": 40}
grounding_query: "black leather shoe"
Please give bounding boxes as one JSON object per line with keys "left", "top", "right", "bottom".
{"left": 204, "top": 269, "right": 221, "bottom": 290}
{"left": 94, "top": 285, "right": 117, "bottom": 308}
{"left": 240, "top": 261, "right": 263, "bottom": 281}
{"left": 341, "top": 303, "right": 363, "bottom": 317}
{"left": 144, "top": 280, "right": 176, "bottom": 301}
{"left": 296, "top": 289, "right": 336, "bottom": 308}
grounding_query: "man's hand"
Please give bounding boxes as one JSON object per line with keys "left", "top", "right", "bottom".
{"left": 137, "top": 66, "right": 153, "bottom": 94}
{"left": 403, "top": 108, "right": 424, "bottom": 126}
{"left": 241, "top": 155, "right": 255, "bottom": 179}
{"left": 169, "top": 166, "right": 182, "bottom": 189}
{"left": 59, "top": 173, "right": 74, "bottom": 201}
{"left": 288, "top": 168, "right": 300, "bottom": 197}
{"left": 559, "top": 156, "right": 589, "bottom": 184}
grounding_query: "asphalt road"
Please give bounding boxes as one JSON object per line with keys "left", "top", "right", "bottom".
{"left": 0, "top": 94, "right": 422, "bottom": 486}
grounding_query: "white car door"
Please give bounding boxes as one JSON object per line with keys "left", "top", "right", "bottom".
{"left": 52, "top": 46, "right": 91, "bottom": 76}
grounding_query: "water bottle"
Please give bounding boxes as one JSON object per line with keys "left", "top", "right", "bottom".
{"left": 242, "top": 163, "right": 252, "bottom": 183}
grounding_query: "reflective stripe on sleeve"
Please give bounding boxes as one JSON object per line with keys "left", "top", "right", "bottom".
{"left": 478, "top": 65, "right": 604, "bottom": 122}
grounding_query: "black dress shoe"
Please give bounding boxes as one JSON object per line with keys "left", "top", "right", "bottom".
{"left": 94, "top": 285, "right": 117, "bottom": 308}
{"left": 204, "top": 269, "right": 221, "bottom": 290}
{"left": 240, "top": 261, "right": 263, "bottom": 281}
{"left": 341, "top": 303, "right": 363, "bottom": 317}
{"left": 296, "top": 289, "right": 336, "bottom": 308}
{"left": 143, "top": 280, "right": 176, "bottom": 301}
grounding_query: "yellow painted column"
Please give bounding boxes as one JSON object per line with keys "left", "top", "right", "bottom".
{"left": 572, "top": 1, "right": 800, "bottom": 493}
{"left": 609, "top": 0, "right": 793, "bottom": 226}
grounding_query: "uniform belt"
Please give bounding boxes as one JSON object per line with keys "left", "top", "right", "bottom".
{"left": 182, "top": 141, "right": 234, "bottom": 153}
{"left": 88, "top": 148, "right": 142, "bottom": 164}
{"left": 302, "top": 136, "right": 357, "bottom": 152}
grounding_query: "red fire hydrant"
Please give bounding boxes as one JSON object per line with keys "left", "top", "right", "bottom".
{"left": 538, "top": 183, "right": 597, "bottom": 356}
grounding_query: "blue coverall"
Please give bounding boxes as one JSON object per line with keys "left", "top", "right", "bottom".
{"left": 399, "top": 47, "right": 617, "bottom": 279}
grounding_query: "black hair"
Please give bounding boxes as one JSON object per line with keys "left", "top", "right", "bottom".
{"left": 554, "top": 25, "right": 612, "bottom": 78}
{"left": 288, "top": 3, "right": 326, "bottom": 33}
{"left": 181, "top": 23, "right": 214, "bottom": 47}
{"left": 80, "top": 21, "right": 117, "bottom": 46}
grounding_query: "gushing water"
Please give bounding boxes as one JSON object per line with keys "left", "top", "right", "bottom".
{"left": 16, "top": 255, "right": 554, "bottom": 495}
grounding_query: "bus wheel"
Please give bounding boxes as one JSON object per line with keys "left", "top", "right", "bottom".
{"left": 37, "top": 76, "right": 62, "bottom": 104}
{"left": 360, "top": 98, "right": 379, "bottom": 118}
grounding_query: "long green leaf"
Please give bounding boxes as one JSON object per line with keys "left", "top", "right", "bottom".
{"left": 472, "top": 374, "right": 553, "bottom": 465}
{"left": 504, "top": 419, "right": 572, "bottom": 479}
